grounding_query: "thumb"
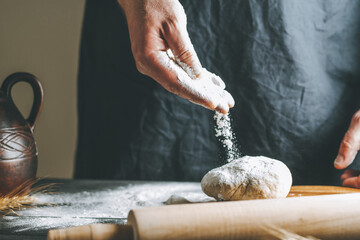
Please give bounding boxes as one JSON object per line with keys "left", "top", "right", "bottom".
{"left": 162, "top": 19, "right": 203, "bottom": 79}
{"left": 334, "top": 111, "right": 360, "bottom": 169}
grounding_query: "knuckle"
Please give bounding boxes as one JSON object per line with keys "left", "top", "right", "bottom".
{"left": 342, "top": 135, "right": 355, "bottom": 150}
{"left": 162, "top": 4, "right": 186, "bottom": 29}
{"left": 134, "top": 60, "right": 146, "bottom": 74}
{"left": 161, "top": 16, "right": 194, "bottom": 64}
{"left": 162, "top": 17, "right": 180, "bottom": 35}
{"left": 132, "top": 48, "right": 154, "bottom": 75}
{"left": 135, "top": 62, "right": 146, "bottom": 74}
{"left": 352, "top": 111, "right": 360, "bottom": 125}
{"left": 132, "top": 49, "right": 145, "bottom": 72}
{"left": 176, "top": 48, "right": 193, "bottom": 62}
{"left": 352, "top": 111, "right": 360, "bottom": 124}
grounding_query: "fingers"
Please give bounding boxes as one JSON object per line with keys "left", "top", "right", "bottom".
{"left": 334, "top": 110, "right": 360, "bottom": 169}
{"left": 148, "top": 51, "right": 234, "bottom": 113}
{"left": 341, "top": 169, "right": 360, "bottom": 181}
{"left": 160, "top": 19, "right": 233, "bottom": 113}
{"left": 342, "top": 175, "right": 360, "bottom": 188}
{"left": 186, "top": 68, "right": 234, "bottom": 114}
{"left": 224, "top": 90, "right": 235, "bottom": 108}
{"left": 340, "top": 169, "right": 360, "bottom": 188}
{"left": 162, "top": 17, "right": 202, "bottom": 78}
{"left": 213, "top": 90, "right": 235, "bottom": 114}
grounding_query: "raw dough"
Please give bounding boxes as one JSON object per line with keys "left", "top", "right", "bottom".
{"left": 201, "top": 156, "right": 292, "bottom": 201}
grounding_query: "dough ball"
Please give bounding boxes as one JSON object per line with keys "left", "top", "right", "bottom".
{"left": 201, "top": 156, "right": 292, "bottom": 201}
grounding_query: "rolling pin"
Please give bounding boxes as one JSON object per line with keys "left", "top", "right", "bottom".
{"left": 128, "top": 193, "right": 360, "bottom": 240}
{"left": 47, "top": 224, "right": 133, "bottom": 240}
{"left": 49, "top": 192, "right": 360, "bottom": 240}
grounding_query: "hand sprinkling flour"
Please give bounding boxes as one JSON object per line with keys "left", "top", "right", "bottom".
{"left": 157, "top": 50, "right": 235, "bottom": 113}
{"left": 119, "top": 0, "right": 235, "bottom": 113}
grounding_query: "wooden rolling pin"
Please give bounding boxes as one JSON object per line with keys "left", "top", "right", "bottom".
{"left": 128, "top": 193, "right": 360, "bottom": 240}
{"left": 48, "top": 186, "right": 360, "bottom": 240}
{"left": 47, "top": 224, "right": 133, "bottom": 240}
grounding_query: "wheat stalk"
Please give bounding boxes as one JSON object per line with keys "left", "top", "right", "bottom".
{"left": 0, "top": 178, "right": 57, "bottom": 215}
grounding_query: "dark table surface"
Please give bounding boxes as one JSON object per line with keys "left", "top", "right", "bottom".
{"left": 0, "top": 178, "right": 205, "bottom": 240}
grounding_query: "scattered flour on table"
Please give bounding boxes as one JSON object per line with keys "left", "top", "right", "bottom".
{"left": 2, "top": 182, "right": 211, "bottom": 232}
{"left": 214, "top": 112, "right": 241, "bottom": 162}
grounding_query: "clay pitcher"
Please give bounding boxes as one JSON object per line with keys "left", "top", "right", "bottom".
{"left": 0, "top": 72, "right": 43, "bottom": 196}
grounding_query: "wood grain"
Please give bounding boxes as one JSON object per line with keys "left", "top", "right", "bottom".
{"left": 48, "top": 186, "right": 360, "bottom": 240}
{"left": 128, "top": 192, "right": 360, "bottom": 240}
{"left": 287, "top": 185, "right": 360, "bottom": 197}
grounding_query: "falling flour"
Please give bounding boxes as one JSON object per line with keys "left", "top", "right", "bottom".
{"left": 214, "top": 112, "right": 241, "bottom": 162}
{"left": 156, "top": 50, "right": 239, "bottom": 161}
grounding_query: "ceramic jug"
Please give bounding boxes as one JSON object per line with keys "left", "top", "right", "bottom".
{"left": 0, "top": 72, "right": 43, "bottom": 195}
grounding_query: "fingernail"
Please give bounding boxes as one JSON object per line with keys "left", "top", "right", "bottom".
{"left": 334, "top": 155, "right": 344, "bottom": 165}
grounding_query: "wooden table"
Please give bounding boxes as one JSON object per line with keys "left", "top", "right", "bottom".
{"left": 0, "top": 178, "right": 205, "bottom": 240}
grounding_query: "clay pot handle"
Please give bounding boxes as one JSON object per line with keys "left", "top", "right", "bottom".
{"left": 1, "top": 72, "right": 44, "bottom": 131}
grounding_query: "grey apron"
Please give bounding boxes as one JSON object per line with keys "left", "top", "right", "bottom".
{"left": 75, "top": 0, "right": 360, "bottom": 185}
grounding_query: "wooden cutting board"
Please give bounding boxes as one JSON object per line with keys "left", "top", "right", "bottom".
{"left": 287, "top": 185, "right": 360, "bottom": 197}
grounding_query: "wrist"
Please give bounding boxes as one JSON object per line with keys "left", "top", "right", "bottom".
{"left": 117, "top": 0, "right": 133, "bottom": 12}
{"left": 117, "top": 0, "right": 125, "bottom": 7}
{"left": 117, "top": 0, "right": 141, "bottom": 20}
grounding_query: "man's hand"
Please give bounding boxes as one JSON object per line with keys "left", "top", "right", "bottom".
{"left": 340, "top": 169, "right": 360, "bottom": 188}
{"left": 118, "top": 0, "right": 234, "bottom": 113}
{"left": 334, "top": 110, "right": 360, "bottom": 188}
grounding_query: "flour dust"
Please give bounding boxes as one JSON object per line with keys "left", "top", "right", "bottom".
{"left": 214, "top": 112, "right": 240, "bottom": 162}
{"left": 2, "top": 182, "right": 208, "bottom": 233}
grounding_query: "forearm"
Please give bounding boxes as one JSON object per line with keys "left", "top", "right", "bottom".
{"left": 117, "top": 0, "right": 138, "bottom": 18}
{"left": 117, "top": 0, "right": 146, "bottom": 18}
